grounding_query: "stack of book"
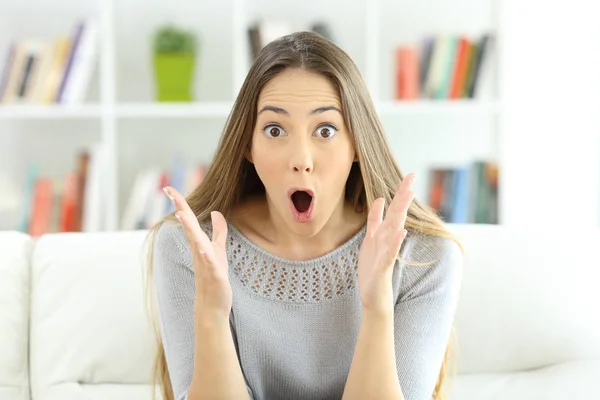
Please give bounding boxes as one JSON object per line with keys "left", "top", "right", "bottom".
{"left": 17, "top": 145, "right": 103, "bottom": 236}
{"left": 395, "top": 33, "right": 493, "bottom": 100}
{"left": 0, "top": 19, "right": 97, "bottom": 105}
{"left": 17, "top": 152, "right": 209, "bottom": 234}
{"left": 121, "top": 160, "right": 209, "bottom": 231}
{"left": 428, "top": 160, "right": 499, "bottom": 224}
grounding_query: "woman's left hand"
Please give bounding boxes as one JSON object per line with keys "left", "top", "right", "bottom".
{"left": 357, "top": 173, "right": 416, "bottom": 316}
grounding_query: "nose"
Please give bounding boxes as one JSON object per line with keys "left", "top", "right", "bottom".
{"left": 289, "top": 137, "right": 313, "bottom": 174}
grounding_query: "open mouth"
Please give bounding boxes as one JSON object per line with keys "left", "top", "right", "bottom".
{"left": 291, "top": 191, "right": 313, "bottom": 213}
{"left": 289, "top": 189, "right": 315, "bottom": 222}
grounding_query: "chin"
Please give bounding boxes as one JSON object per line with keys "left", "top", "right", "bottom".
{"left": 284, "top": 217, "right": 322, "bottom": 237}
{"left": 279, "top": 204, "right": 317, "bottom": 234}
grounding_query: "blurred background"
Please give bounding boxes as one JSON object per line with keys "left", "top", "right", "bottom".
{"left": 0, "top": 0, "right": 598, "bottom": 235}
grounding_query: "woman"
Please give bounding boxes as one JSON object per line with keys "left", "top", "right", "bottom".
{"left": 145, "top": 31, "right": 463, "bottom": 400}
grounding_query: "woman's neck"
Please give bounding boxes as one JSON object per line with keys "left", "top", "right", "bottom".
{"left": 229, "top": 194, "right": 366, "bottom": 261}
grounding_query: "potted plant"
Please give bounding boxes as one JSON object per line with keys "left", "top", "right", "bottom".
{"left": 152, "top": 25, "right": 197, "bottom": 102}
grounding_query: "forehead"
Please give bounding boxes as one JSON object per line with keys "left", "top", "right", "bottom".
{"left": 257, "top": 68, "right": 341, "bottom": 109}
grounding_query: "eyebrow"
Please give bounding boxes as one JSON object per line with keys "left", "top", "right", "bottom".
{"left": 257, "top": 105, "right": 342, "bottom": 116}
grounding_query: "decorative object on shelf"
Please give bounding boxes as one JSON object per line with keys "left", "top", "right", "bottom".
{"left": 247, "top": 21, "right": 334, "bottom": 61}
{"left": 310, "top": 22, "right": 334, "bottom": 42}
{"left": 152, "top": 25, "right": 197, "bottom": 102}
{"left": 247, "top": 21, "right": 293, "bottom": 61}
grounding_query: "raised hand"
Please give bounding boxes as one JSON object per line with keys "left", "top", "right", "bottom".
{"left": 356, "top": 173, "right": 416, "bottom": 315}
{"left": 163, "top": 186, "right": 233, "bottom": 316}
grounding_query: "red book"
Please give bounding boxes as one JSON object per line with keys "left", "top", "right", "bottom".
{"left": 396, "top": 46, "right": 420, "bottom": 100}
{"left": 73, "top": 151, "right": 90, "bottom": 231}
{"left": 449, "top": 37, "right": 470, "bottom": 99}
{"left": 429, "top": 170, "right": 445, "bottom": 212}
{"left": 29, "top": 177, "right": 53, "bottom": 236}
{"left": 59, "top": 172, "right": 78, "bottom": 232}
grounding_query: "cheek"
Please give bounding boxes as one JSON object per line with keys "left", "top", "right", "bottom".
{"left": 319, "top": 142, "right": 355, "bottom": 186}
{"left": 326, "top": 153, "right": 354, "bottom": 181}
{"left": 251, "top": 137, "right": 284, "bottom": 181}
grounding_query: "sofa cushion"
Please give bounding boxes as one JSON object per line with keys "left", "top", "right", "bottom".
{"left": 447, "top": 224, "right": 600, "bottom": 374}
{"left": 29, "top": 383, "right": 157, "bottom": 400}
{"left": 448, "top": 359, "right": 600, "bottom": 400}
{"left": 0, "top": 231, "right": 33, "bottom": 400}
{"left": 29, "top": 230, "right": 160, "bottom": 400}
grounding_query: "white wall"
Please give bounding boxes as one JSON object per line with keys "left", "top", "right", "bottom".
{"left": 498, "top": 0, "right": 600, "bottom": 228}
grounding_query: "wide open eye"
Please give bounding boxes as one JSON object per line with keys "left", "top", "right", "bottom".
{"left": 314, "top": 124, "right": 338, "bottom": 139}
{"left": 262, "top": 124, "right": 286, "bottom": 138}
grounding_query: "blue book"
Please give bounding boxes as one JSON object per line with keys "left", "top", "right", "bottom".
{"left": 451, "top": 167, "right": 470, "bottom": 223}
{"left": 166, "top": 155, "right": 186, "bottom": 214}
{"left": 19, "top": 162, "right": 38, "bottom": 232}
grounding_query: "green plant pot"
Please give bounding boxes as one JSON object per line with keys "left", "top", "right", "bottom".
{"left": 153, "top": 53, "right": 195, "bottom": 102}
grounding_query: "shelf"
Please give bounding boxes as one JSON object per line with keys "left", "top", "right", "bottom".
{"left": 116, "top": 102, "right": 234, "bottom": 118}
{"left": 0, "top": 101, "right": 500, "bottom": 121}
{"left": 0, "top": 104, "right": 102, "bottom": 119}
{"left": 117, "top": 100, "right": 499, "bottom": 119}
{"left": 375, "top": 100, "right": 500, "bottom": 116}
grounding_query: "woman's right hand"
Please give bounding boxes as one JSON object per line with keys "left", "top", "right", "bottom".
{"left": 163, "top": 186, "right": 233, "bottom": 317}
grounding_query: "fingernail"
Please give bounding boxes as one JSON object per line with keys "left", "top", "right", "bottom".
{"left": 409, "top": 174, "right": 416, "bottom": 186}
{"left": 163, "top": 187, "right": 174, "bottom": 200}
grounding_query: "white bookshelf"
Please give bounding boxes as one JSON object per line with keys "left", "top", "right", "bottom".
{"left": 0, "top": 0, "right": 505, "bottom": 231}
{"left": 116, "top": 102, "right": 234, "bottom": 119}
{"left": 0, "top": 100, "right": 500, "bottom": 120}
{"left": 0, "top": 104, "right": 102, "bottom": 119}
{"left": 375, "top": 100, "right": 500, "bottom": 116}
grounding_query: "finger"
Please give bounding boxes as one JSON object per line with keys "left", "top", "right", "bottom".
{"left": 175, "top": 211, "right": 212, "bottom": 254}
{"left": 382, "top": 173, "right": 416, "bottom": 231}
{"left": 210, "top": 211, "right": 228, "bottom": 249}
{"left": 164, "top": 186, "right": 213, "bottom": 254}
{"left": 163, "top": 186, "right": 194, "bottom": 216}
{"left": 384, "top": 228, "right": 409, "bottom": 264}
{"left": 366, "top": 197, "right": 385, "bottom": 238}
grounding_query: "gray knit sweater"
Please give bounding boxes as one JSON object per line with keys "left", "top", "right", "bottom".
{"left": 153, "top": 219, "right": 463, "bottom": 400}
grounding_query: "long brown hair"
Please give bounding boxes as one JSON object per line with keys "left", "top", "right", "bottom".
{"left": 144, "top": 31, "right": 461, "bottom": 400}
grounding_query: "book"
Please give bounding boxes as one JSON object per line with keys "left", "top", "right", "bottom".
{"left": 0, "top": 19, "right": 98, "bottom": 104}
{"left": 428, "top": 161, "right": 499, "bottom": 224}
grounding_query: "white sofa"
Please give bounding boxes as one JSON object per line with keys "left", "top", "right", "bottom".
{"left": 1, "top": 224, "right": 599, "bottom": 400}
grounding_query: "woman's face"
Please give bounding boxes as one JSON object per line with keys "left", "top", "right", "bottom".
{"left": 249, "top": 68, "right": 357, "bottom": 235}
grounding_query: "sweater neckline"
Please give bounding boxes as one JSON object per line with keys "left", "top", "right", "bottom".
{"left": 227, "top": 221, "right": 367, "bottom": 267}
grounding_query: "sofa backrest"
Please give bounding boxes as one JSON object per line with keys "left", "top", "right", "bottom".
{"left": 28, "top": 230, "right": 158, "bottom": 399}
{"left": 0, "top": 232, "right": 32, "bottom": 400}
{"left": 1, "top": 224, "right": 600, "bottom": 398}
{"left": 447, "top": 223, "right": 600, "bottom": 375}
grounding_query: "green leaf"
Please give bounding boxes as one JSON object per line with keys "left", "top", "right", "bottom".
{"left": 153, "top": 24, "right": 198, "bottom": 54}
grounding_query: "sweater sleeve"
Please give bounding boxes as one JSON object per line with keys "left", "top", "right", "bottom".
{"left": 393, "top": 236, "right": 464, "bottom": 400}
{"left": 153, "top": 220, "right": 255, "bottom": 400}
{"left": 153, "top": 221, "right": 196, "bottom": 400}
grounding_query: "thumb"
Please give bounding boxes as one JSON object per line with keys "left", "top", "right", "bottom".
{"left": 210, "top": 211, "right": 228, "bottom": 248}
{"left": 366, "top": 197, "right": 385, "bottom": 238}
